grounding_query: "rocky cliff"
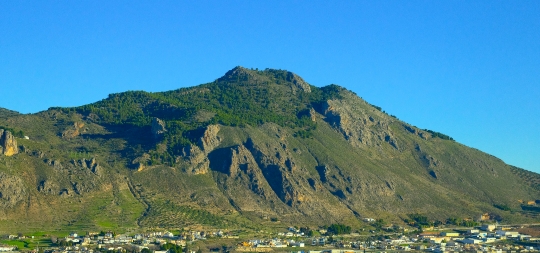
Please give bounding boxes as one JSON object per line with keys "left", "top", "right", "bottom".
{"left": 0, "top": 129, "right": 18, "bottom": 156}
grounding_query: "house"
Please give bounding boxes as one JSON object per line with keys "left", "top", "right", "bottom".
{"left": 481, "top": 224, "right": 496, "bottom": 232}
{"left": 467, "top": 229, "right": 479, "bottom": 234}
{"left": 461, "top": 238, "right": 482, "bottom": 244}
{"left": 389, "top": 239, "right": 405, "bottom": 245}
{"left": 419, "top": 232, "right": 439, "bottom": 239}
{"left": 495, "top": 230, "right": 519, "bottom": 238}
{"left": 483, "top": 237, "right": 496, "bottom": 243}
{"left": 0, "top": 246, "right": 16, "bottom": 252}
{"left": 441, "top": 232, "right": 459, "bottom": 237}
{"left": 288, "top": 227, "right": 299, "bottom": 233}
{"left": 477, "top": 232, "right": 488, "bottom": 238}
{"left": 445, "top": 240, "right": 458, "bottom": 247}
{"left": 519, "top": 235, "right": 532, "bottom": 240}
{"left": 429, "top": 237, "right": 445, "bottom": 244}
{"left": 291, "top": 242, "right": 305, "bottom": 247}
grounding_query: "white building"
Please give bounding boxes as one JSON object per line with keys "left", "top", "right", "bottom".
{"left": 495, "top": 230, "right": 519, "bottom": 237}
{"left": 0, "top": 246, "right": 16, "bottom": 252}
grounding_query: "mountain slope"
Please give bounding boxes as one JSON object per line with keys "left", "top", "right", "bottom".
{"left": 0, "top": 67, "right": 538, "bottom": 233}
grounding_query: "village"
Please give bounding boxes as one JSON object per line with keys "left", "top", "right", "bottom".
{"left": 2, "top": 222, "right": 540, "bottom": 253}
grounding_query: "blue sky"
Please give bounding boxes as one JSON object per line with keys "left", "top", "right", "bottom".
{"left": 1, "top": 1, "right": 539, "bottom": 172}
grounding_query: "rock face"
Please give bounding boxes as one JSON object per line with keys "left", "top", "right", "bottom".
{"left": 37, "top": 180, "right": 60, "bottom": 195}
{"left": 0, "top": 129, "right": 18, "bottom": 156}
{"left": 76, "top": 157, "right": 101, "bottom": 175}
{"left": 132, "top": 153, "right": 150, "bottom": 171}
{"left": 243, "top": 137, "right": 304, "bottom": 206}
{"left": 198, "top": 125, "right": 221, "bottom": 151}
{"left": 151, "top": 118, "right": 167, "bottom": 140}
{"left": 0, "top": 172, "right": 26, "bottom": 208}
{"left": 37, "top": 157, "right": 102, "bottom": 196}
{"left": 318, "top": 98, "right": 399, "bottom": 149}
{"left": 286, "top": 71, "right": 311, "bottom": 93}
{"left": 61, "top": 122, "right": 85, "bottom": 139}
{"left": 181, "top": 125, "right": 221, "bottom": 174}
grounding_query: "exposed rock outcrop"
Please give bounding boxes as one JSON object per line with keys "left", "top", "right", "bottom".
{"left": 286, "top": 71, "right": 311, "bottom": 93}
{"left": 0, "top": 172, "right": 26, "bottom": 208}
{"left": 244, "top": 138, "right": 305, "bottom": 206}
{"left": 37, "top": 180, "right": 59, "bottom": 195}
{"left": 0, "top": 129, "right": 18, "bottom": 156}
{"left": 199, "top": 125, "right": 221, "bottom": 151}
{"left": 308, "top": 108, "right": 317, "bottom": 122}
{"left": 318, "top": 99, "right": 398, "bottom": 149}
{"left": 181, "top": 125, "right": 221, "bottom": 174}
{"left": 61, "top": 122, "right": 85, "bottom": 139}
{"left": 151, "top": 118, "right": 167, "bottom": 140}
{"left": 132, "top": 153, "right": 150, "bottom": 171}
{"left": 39, "top": 157, "right": 102, "bottom": 196}
{"left": 75, "top": 157, "right": 101, "bottom": 174}
{"left": 181, "top": 145, "right": 209, "bottom": 174}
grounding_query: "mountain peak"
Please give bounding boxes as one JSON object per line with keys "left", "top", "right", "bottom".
{"left": 218, "top": 66, "right": 311, "bottom": 92}
{"left": 218, "top": 66, "right": 256, "bottom": 82}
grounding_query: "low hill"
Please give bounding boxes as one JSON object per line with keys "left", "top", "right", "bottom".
{"left": 0, "top": 67, "right": 538, "bottom": 233}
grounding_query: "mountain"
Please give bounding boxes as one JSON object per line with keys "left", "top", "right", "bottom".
{"left": 0, "top": 66, "right": 539, "bottom": 233}
{"left": 0, "top": 107, "right": 19, "bottom": 118}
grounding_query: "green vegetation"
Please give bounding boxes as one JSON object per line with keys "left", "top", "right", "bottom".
{"left": 68, "top": 151, "right": 93, "bottom": 160}
{"left": 1, "top": 238, "right": 52, "bottom": 250}
{"left": 141, "top": 201, "right": 228, "bottom": 228}
{"left": 405, "top": 214, "right": 478, "bottom": 228}
{"left": 327, "top": 223, "right": 351, "bottom": 235}
{"left": 446, "top": 217, "right": 479, "bottom": 227}
{"left": 61, "top": 68, "right": 343, "bottom": 166}
{"left": 494, "top": 204, "right": 512, "bottom": 211}
{"left": 0, "top": 126, "right": 24, "bottom": 138}
{"left": 405, "top": 214, "right": 434, "bottom": 228}
{"left": 510, "top": 166, "right": 540, "bottom": 191}
{"left": 423, "top": 129, "right": 454, "bottom": 141}
{"left": 161, "top": 243, "right": 183, "bottom": 253}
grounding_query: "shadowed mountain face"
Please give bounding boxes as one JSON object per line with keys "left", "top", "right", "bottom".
{"left": 0, "top": 66, "right": 538, "bottom": 232}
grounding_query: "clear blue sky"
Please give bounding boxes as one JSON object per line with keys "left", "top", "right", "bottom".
{"left": 1, "top": 1, "right": 539, "bottom": 172}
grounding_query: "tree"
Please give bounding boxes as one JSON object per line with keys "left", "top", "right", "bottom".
{"left": 327, "top": 224, "right": 351, "bottom": 235}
